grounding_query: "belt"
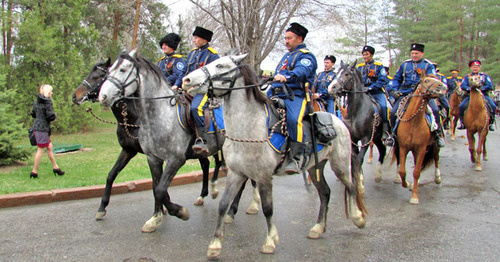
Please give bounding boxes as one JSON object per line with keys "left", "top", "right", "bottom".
{"left": 402, "top": 85, "right": 417, "bottom": 89}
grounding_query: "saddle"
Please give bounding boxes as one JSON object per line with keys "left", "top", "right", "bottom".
{"left": 176, "top": 93, "right": 223, "bottom": 133}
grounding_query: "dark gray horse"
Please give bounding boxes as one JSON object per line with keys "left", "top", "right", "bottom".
{"left": 183, "top": 54, "right": 366, "bottom": 258}
{"left": 97, "top": 50, "right": 259, "bottom": 232}
{"left": 329, "top": 61, "right": 387, "bottom": 184}
{"left": 72, "top": 58, "right": 225, "bottom": 224}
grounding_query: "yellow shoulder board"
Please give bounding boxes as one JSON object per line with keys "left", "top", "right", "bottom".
{"left": 447, "top": 76, "right": 452, "bottom": 79}
{"left": 388, "top": 75, "right": 393, "bottom": 80}
{"left": 457, "top": 76, "right": 463, "bottom": 79}
{"left": 190, "top": 47, "right": 198, "bottom": 51}
{"left": 374, "top": 61, "right": 383, "bottom": 66}
{"left": 158, "top": 56, "right": 165, "bottom": 62}
{"left": 299, "top": 48, "right": 310, "bottom": 53}
{"left": 357, "top": 63, "right": 366, "bottom": 67}
{"left": 437, "top": 73, "right": 444, "bottom": 76}
{"left": 172, "top": 54, "right": 183, "bottom": 58}
{"left": 207, "top": 47, "right": 218, "bottom": 54}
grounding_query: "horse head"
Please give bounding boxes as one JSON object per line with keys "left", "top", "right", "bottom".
{"left": 328, "top": 60, "right": 359, "bottom": 96}
{"left": 454, "top": 82, "right": 464, "bottom": 96}
{"left": 99, "top": 50, "right": 141, "bottom": 107}
{"left": 73, "top": 57, "right": 111, "bottom": 105}
{"left": 182, "top": 53, "right": 248, "bottom": 97}
{"left": 469, "top": 75, "right": 483, "bottom": 90}
{"left": 418, "top": 74, "right": 447, "bottom": 98}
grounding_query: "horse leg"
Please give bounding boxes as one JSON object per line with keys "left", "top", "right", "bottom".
{"left": 398, "top": 148, "right": 410, "bottom": 189}
{"left": 96, "top": 149, "right": 137, "bottom": 220}
{"left": 351, "top": 152, "right": 365, "bottom": 198}
{"left": 224, "top": 179, "right": 248, "bottom": 224}
{"left": 409, "top": 150, "right": 426, "bottom": 205}
{"left": 367, "top": 143, "right": 374, "bottom": 164}
{"left": 483, "top": 136, "right": 488, "bottom": 161}
{"left": 374, "top": 139, "right": 386, "bottom": 183}
{"left": 307, "top": 161, "right": 330, "bottom": 239}
{"left": 475, "top": 132, "right": 486, "bottom": 171}
{"left": 194, "top": 157, "right": 210, "bottom": 206}
{"left": 433, "top": 148, "right": 442, "bottom": 184}
{"left": 451, "top": 115, "right": 458, "bottom": 140}
{"left": 141, "top": 156, "right": 167, "bottom": 233}
{"left": 467, "top": 130, "right": 477, "bottom": 163}
{"left": 246, "top": 179, "right": 261, "bottom": 214}
{"left": 207, "top": 172, "right": 248, "bottom": 258}
{"left": 210, "top": 154, "right": 223, "bottom": 199}
{"left": 257, "top": 178, "right": 279, "bottom": 254}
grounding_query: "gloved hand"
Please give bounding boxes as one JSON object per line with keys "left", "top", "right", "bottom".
{"left": 391, "top": 90, "right": 402, "bottom": 100}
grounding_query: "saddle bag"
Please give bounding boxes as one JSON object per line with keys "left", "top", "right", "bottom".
{"left": 313, "top": 112, "right": 336, "bottom": 143}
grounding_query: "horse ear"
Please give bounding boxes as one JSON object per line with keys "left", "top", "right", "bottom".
{"left": 129, "top": 49, "right": 138, "bottom": 58}
{"left": 350, "top": 60, "right": 357, "bottom": 69}
{"left": 225, "top": 48, "right": 240, "bottom": 56}
{"left": 106, "top": 57, "right": 112, "bottom": 67}
{"left": 232, "top": 53, "right": 248, "bottom": 63}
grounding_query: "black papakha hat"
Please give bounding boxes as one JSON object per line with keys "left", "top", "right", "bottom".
{"left": 192, "top": 26, "right": 213, "bottom": 42}
{"left": 450, "top": 69, "right": 459, "bottom": 73}
{"left": 159, "top": 33, "right": 181, "bottom": 50}
{"left": 410, "top": 43, "right": 425, "bottom": 52}
{"left": 468, "top": 60, "right": 481, "bottom": 67}
{"left": 362, "top": 45, "right": 375, "bottom": 55}
{"left": 324, "top": 55, "right": 336, "bottom": 64}
{"left": 286, "top": 22, "right": 308, "bottom": 39}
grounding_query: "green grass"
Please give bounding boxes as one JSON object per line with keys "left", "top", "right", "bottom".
{"left": 0, "top": 108, "right": 209, "bottom": 194}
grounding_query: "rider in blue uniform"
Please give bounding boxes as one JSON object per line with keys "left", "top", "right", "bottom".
{"left": 267, "top": 22, "right": 318, "bottom": 174}
{"left": 386, "top": 43, "right": 445, "bottom": 147}
{"left": 157, "top": 33, "right": 186, "bottom": 89}
{"left": 435, "top": 65, "right": 451, "bottom": 129}
{"left": 356, "top": 45, "right": 390, "bottom": 139}
{"left": 446, "top": 69, "right": 463, "bottom": 99}
{"left": 185, "top": 26, "right": 220, "bottom": 154}
{"left": 458, "top": 59, "right": 496, "bottom": 131}
{"left": 313, "top": 55, "right": 336, "bottom": 114}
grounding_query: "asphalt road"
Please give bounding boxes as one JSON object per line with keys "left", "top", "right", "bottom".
{"left": 1, "top": 128, "right": 499, "bottom": 262}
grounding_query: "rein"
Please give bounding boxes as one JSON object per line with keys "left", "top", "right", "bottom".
{"left": 86, "top": 103, "right": 140, "bottom": 140}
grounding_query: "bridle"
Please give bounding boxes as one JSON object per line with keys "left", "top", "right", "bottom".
{"left": 81, "top": 65, "right": 108, "bottom": 102}
{"left": 105, "top": 54, "right": 141, "bottom": 98}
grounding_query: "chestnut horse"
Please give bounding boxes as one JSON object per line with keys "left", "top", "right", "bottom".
{"left": 448, "top": 83, "right": 464, "bottom": 140}
{"left": 392, "top": 74, "right": 447, "bottom": 204}
{"left": 463, "top": 75, "right": 489, "bottom": 171}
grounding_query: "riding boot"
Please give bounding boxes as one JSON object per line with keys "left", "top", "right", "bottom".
{"left": 382, "top": 122, "right": 390, "bottom": 140}
{"left": 434, "top": 120, "right": 446, "bottom": 148}
{"left": 193, "top": 126, "right": 210, "bottom": 155}
{"left": 284, "top": 141, "right": 305, "bottom": 175}
{"left": 443, "top": 117, "right": 450, "bottom": 130}
{"left": 489, "top": 115, "right": 496, "bottom": 131}
{"left": 457, "top": 116, "right": 466, "bottom": 129}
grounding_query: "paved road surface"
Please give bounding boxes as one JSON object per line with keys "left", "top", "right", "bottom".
{"left": 1, "top": 129, "right": 499, "bottom": 261}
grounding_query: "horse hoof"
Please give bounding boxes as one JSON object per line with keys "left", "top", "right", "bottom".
{"left": 475, "top": 166, "right": 482, "bottom": 172}
{"left": 207, "top": 240, "right": 222, "bottom": 259}
{"left": 307, "top": 224, "right": 325, "bottom": 239}
{"left": 434, "top": 177, "right": 442, "bottom": 184}
{"left": 409, "top": 198, "right": 419, "bottom": 205}
{"left": 260, "top": 243, "right": 276, "bottom": 254}
{"left": 211, "top": 190, "right": 219, "bottom": 199}
{"left": 352, "top": 216, "right": 366, "bottom": 229}
{"left": 194, "top": 197, "right": 204, "bottom": 206}
{"left": 483, "top": 155, "right": 488, "bottom": 161}
{"left": 224, "top": 215, "right": 234, "bottom": 224}
{"left": 367, "top": 158, "right": 373, "bottom": 164}
{"left": 374, "top": 176, "right": 382, "bottom": 183}
{"left": 177, "top": 207, "right": 190, "bottom": 220}
{"left": 95, "top": 211, "right": 106, "bottom": 220}
{"left": 246, "top": 205, "right": 259, "bottom": 215}
{"left": 141, "top": 214, "right": 163, "bottom": 233}
{"left": 394, "top": 176, "right": 402, "bottom": 184}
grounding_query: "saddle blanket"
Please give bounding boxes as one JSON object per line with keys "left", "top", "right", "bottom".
{"left": 176, "top": 105, "right": 225, "bottom": 133}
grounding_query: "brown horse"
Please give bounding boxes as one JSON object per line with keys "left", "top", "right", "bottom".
{"left": 393, "top": 74, "right": 447, "bottom": 204}
{"left": 463, "top": 75, "right": 489, "bottom": 171}
{"left": 448, "top": 83, "right": 464, "bottom": 140}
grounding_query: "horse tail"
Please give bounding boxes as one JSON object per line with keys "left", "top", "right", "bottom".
{"left": 421, "top": 144, "right": 437, "bottom": 171}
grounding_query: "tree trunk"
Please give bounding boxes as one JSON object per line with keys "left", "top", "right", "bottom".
{"left": 132, "top": 0, "right": 141, "bottom": 49}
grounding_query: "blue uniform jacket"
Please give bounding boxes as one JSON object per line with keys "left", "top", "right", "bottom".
{"left": 157, "top": 52, "right": 186, "bottom": 87}
{"left": 460, "top": 72, "right": 493, "bottom": 92}
{"left": 313, "top": 69, "right": 336, "bottom": 100}
{"left": 185, "top": 43, "right": 220, "bottom": 74}
{"left": 446, "top": 76, "right": 463, "bottom": 94}
{"left": 271, "top": 43, "right": 318, "bottom": 97}
{"left": 388, "top": 59, "right": 437, "bottom": 95}
{"left": 356, "top": 60, "right": 388, "bottom": 94}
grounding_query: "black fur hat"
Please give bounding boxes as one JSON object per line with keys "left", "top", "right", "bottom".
{"left": 362, "top": 45, "right": 375, "bottom": 55}
{"left": 410, "top": 43, "right": 425, "bottom": 52}
{"left": 159, "top": 33, "right": 181, "bottom": 50}
{"left": 324, "top": 55, "right": 336, "bottom": 64}
{"left": 286, "top": 22, "right": 308, "bottom": 39}
{"left": 192, "top": 26, "right": 213, "bottom": 42}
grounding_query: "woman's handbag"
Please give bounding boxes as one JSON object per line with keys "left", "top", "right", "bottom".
{"left": 28, "top": 129, "right": 37, "bottom": 146}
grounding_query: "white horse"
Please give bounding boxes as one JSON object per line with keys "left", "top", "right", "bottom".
{"left": 182, "top": 53, "right": 366, "bottom": 258}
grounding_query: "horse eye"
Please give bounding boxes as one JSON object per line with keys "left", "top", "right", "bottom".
{"left": 120, "top": 68, "right": 126, "bottom": 72}
{"left": 216, "top": 64, "right": 223, "bottom": 68}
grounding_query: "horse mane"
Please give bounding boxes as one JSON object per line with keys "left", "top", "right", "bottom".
{"left": 117, "top": 51, "right": 167, "bottom": 87}
{"left": 239, "top": 63, "right": 270, "bottom": 105}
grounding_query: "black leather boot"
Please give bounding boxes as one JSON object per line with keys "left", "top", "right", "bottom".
{"left": 193, "top": 126, "right": 209, "bottom": 155}
{"left": 284, "top": 141, "right": 305, "bottom": 174}
{"left": 382, "top": 122, "right": 390, "bottom": 140}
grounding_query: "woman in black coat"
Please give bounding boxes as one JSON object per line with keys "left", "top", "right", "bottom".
{"left": 30, "top": 84, "right": 65, "bottom": 178}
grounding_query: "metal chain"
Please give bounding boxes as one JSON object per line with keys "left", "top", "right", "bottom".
{"left": 352, "top": 113, "right": 380, "bottom": 148}
{"left": 396, "top": 94, "right": 427, "bottom": 122}
{"left": 85, "top": 105, "right": 140, "bottom": 140}
{"left": 86, "top": 106, "right": 116, "bottom": 125}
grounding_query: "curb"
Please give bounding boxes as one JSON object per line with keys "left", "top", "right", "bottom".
{"left": 0, "top": 167, "right": 227, "bottom": 209}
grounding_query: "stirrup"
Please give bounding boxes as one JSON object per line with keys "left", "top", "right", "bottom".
{"left": 489, "top": 124, "right": 496, "bottom": 132}
{"left": 436, "top": 137, "right": 445, "bottom": 148}
{"left": 384, "top": 136, "right": 394, "bottom": 147}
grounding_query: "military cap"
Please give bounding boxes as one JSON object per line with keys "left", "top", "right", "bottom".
{"left": 159, "top": 33, "right": 181, "bottom": 50}
{"left": 468, "top": 60, "right": 481, "bottom": 67}
{"left": 450, "top": 69, "right": 459, "bottom": 73}
{"left": 410, "top": 43, "right": 425, "bottom": 52}
{"left": 324, "top": 55, "right": 336, "bottom": 64}
{"left": 193, "top": 26, "right": 213, "bottom": 42}
{"left": 286, "top": 22, "right": 308, "bottom": 39}
{"left": 362, "top": 45, "right": 375, "bottom": 55}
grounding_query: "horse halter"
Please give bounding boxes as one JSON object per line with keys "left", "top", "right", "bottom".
{"left": 81, "top": 65, "right": 108, "bottom": 102}
{"left": 200, "top": 57, "right": 243, "bottom": 92}
{"left": 106, "top": 54, "right": 140, "bottom": 98}
{"left": 417, "top": 77, "right": 444, "bottom": 97}
{"left": 334, "top": 67, "right": 358, "bottom": 94}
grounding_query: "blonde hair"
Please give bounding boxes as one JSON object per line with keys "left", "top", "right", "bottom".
{"left": 39, "top": 84, "right": 53, "bottom": 97}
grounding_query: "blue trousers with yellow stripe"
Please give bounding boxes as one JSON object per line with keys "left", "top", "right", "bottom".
{"left": 284, "top": 97, "right": 308, "bottom": 143}
{"left": 370, "top": 92, "right": 389, "bottom": 123}
{"left": 191, "top": 93, "right": 209, "bottom": 127}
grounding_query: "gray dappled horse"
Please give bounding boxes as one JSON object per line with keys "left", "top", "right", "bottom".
{"left": 97, "top": 50, "right": 259, "bottom": 233}
{"left": 329, "top": 61, "right": 387, "bottom": 183}
{"left": 182, "top": 54, "right": 366, "bottom": 258}
{"left": 72, "top": 58, "right": 225, "bottom": 225}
